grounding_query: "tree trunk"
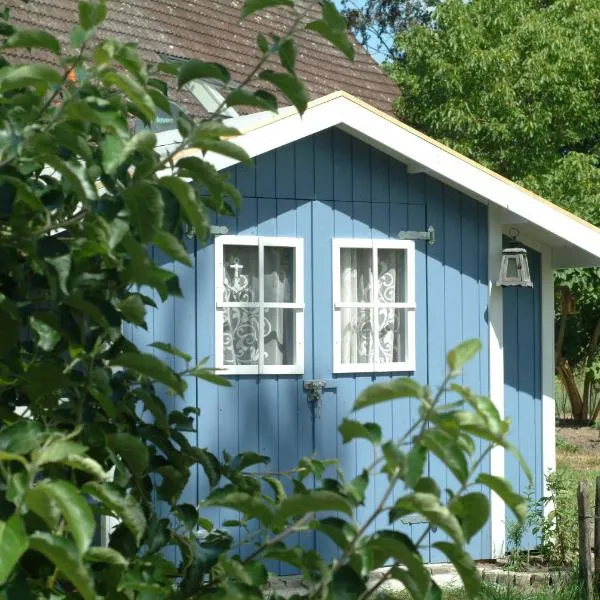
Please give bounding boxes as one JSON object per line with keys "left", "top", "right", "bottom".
{"left": 584, "top": 316, "right": 600, "bottom": 422}
{"left": 556, "top": 310, "right": 586, "bottom": 422}
{"left": 558, "top": 359, "right": 585, "bottom": 422}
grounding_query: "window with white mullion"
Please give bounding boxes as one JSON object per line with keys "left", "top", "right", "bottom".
{"left": 333, "top": 238, "right": 416, "bottom": 373}
{"left": 216, "top": 235, "right": 304, "bottom": 375}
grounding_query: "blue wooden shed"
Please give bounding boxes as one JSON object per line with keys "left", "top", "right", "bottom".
{"left": 142, "top": 91, "right": 600, "bottom": 566}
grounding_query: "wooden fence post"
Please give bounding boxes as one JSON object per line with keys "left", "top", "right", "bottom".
{"left": 595, "top": 477, "right": 600, "bottom": 586}
{"left": 578, "top": 480, "right": 593, "bottom": 600}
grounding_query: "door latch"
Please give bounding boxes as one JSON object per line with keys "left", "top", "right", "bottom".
{"left": 304, "top": 380, "right": 327, "bottom": 403}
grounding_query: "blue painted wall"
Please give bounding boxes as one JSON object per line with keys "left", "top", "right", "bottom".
{"left": 145, "top": 128, "right": 492, "bottom": 567}
{"left": 503, "top": 245, "right": 543, "bottom": 549}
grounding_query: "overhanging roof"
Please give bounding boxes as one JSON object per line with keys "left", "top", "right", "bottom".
{"left": 175, "top": 91, "right": 600, "bottom": 269}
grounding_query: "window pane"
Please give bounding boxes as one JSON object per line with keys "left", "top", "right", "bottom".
{"left": 223, "top": 245, "right": 259, "bottom": 302}
{"left": 340, "top": 248, "right": 372, "bottom": 302}
{"left": 223, "top": 307, "right": 260, "bottom": 366}
{"left": 264, "top": 246, "right": 294, "bottom": 303}
{"left": 378, "top": 249, "right": 406, "bottom": 303}
{"left": 264, "top": 308, "right": 295, "bottom": 365}
{"left": 341, "top": 307, "right": 374, "bottom": 364}
{"left": 377, "top": 308, "right": 407, "bottom": 364}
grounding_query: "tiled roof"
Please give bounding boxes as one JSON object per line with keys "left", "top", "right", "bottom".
{"left": 6, "top": 0, "right": 399, "bottom": 117}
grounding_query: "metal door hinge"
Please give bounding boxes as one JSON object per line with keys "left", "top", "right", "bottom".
{"left": 397, "top": 225, "right": 435, "bottom": 245}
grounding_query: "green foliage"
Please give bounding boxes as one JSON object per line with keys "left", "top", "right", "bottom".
{"left": 533, "top": 470, "right": 579, "bottom": 567}
{"left": 389, "top": 0, "right": 600, "bottom": 420}
{"left": 0, "top": 2, "right": 526, "bottom": 598}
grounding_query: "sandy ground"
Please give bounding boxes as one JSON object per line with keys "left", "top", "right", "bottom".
{"left": 556, "top": 423, "right": 600, "bottom": 471}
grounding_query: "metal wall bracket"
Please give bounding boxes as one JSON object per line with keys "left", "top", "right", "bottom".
{"left": 397, "top": 225, "right": 435, "bottom": 246}
{"left": 303, "top": 380, "right": 337, "bottom": 403}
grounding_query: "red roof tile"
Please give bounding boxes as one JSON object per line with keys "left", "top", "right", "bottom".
{"left": 6, "top": 0, "right": 398, "bottom": 117}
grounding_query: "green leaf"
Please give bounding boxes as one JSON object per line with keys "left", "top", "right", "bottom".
{"left": 339, "top": 418, "right": 382, "bottom": 444}
{"left": 419, "top": 429, "right": 469, "bottom": 484}
{"left": 278, "top": 39, "right": 296, "bottom": 74}
{"left": 111, "top": 352, "right": 186, "bottom": 396}
{"left": 103, "top": 70, "right": 155, "bottom": 123}
{"left": 256, "top": 33, "right": 270, "bottom": 54}
{"left": 32, "top": 440, "right": 87, "bottom": 466}
{"left": 204, "top": 487, "right": 272, "bottom": 524}
{"left": 306, "top": 0, "right": 354, "bottom": 61}
{"left": 405, "top": 445, "right": 427, "bottom": 487}
{"left": 432, "top": 541, "right": 481, "bottom": 597}
{"left": 123, "top": 182, "right": 164, "bottom": 243}
{"left": 450, "top": 492, "right": 489, "bottom": 542}
{"left": 240, "top": 0, "right": 293, "bottom": 19}
{"left": 177, "top": 60, "right": 230, "bottom": 88}
{"left": 354, "top": 377, "right": 422, "bottom": 411}
{"left": 0, "top": 515, "right": 28, "bottom": 585}
{"left": 119, "top": 130, "right": 157, "bottom": 170}
{"left": 188, "top": 366, "right": 231, "bottom": 387}
{"left": 476, "top": 474, "right": 526, "bottom": 522}
{"left": 330, "top": 565, "right": 366, "bottom": 600}
{"left": 273, "top": 490, "right": 353, "bottom": 528}
{"left": 158, "top": 176, "right": 207, "bottom": 239}
{"left": 150, "top": 341, "right": 192, "bottom": 362}
{"left": 264, "top": 476, "right": 286, "bottom": 504}
{"left": 30, "top": 316, "right": 61, "bottom": 352}
{"left": 79, "top": 1, "right": 107, "bottom": 29}
{"left": 365, "top": 531, "right": 430, "bottom": 595}
{"left": 83, "top": 482, "right": 147, "bottom": 544}
{"left": 25, "top": 485, "right": 61, "bottom": 530}
{"left": 225, "top": 89, "right": 278, "bottom": 112}
{"left": 187, "top": 136, "right": 250, "bottom": 164}
{"left": 23, "top": 362, "right": 70, "bottom": 401}
{"left": 0, "top": 420, "right": 43, "bottom": 454}
{"left": 43, "top": 155, "right": 97, "bottom": 203}
{"left": 84, "top": 546, "right": 128, "bottom": 566}
{"left": 27, "top": 480, "right": 95, "bottom": 554}
{"left": 0, "top": 64, "right": 62, "bottom": 92}
{"left": 118, "top": 294, "right": 147, "bottom": 327}
{"left": 392, "top": 493, "right": 464, "bottom": 544}
{"left": 447, "top": 339, "right": 481, "bottom": 373}
{"left": 259, "top": 69, "right": 309, "bottom": 114}
{"left": 196, "top": 448, "right": 220, "bottom": 487}
{"left": 152, "top": 230, "right": 192, "bottom": 267}
{"left": 107, "top": 433, "right": 149, "bottom": 474}
{"left": 62, "top": 455, "right": 109, "bottom": 480}
{"left": 4, "top": 29, "right": 60, "bottom": 54}
{"left": 29, "top": 533, "right": 96, "bottom": 600}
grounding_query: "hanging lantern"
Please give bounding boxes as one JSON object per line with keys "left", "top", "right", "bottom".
{"left": 496, "top": 230, "right": 533, "bottom": 288}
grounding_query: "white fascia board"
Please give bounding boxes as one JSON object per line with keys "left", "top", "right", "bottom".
{"left": 181, "top": 94, "right": 600, "bottom": 265}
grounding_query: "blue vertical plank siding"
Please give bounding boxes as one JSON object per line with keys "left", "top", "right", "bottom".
{"left": 133, "top": 126, "right": 548, "bottom": 570}
{"left": 503, "top": 246, "right": 542, "bottom": 549}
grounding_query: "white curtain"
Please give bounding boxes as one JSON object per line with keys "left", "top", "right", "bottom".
{"left": 222, "top": 245, "right": 294, "bottom": 367}
{"left": 340, "top": 248, "right": 406, "bottom": 365}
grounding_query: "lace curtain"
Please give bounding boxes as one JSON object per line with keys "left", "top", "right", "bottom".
{"left": 340, "top": 248, "right": 406, "bottom": 365}
{"left": 222, "top": 245, "right": 295, "bottom": 367}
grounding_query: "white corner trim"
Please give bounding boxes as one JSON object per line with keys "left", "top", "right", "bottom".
{"left": 180, "top": 94, "right": 600, "bottom": 266}
{"left": 540, "top": 243, "right": 556, "bottom": 516}
{"left": 488, "top": 205, "right": 506, "bottom": 559}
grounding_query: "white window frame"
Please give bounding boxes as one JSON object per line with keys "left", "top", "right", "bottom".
{"left": 332, "top": 238, "right": 416, "bottom": 373}
{"left": 215, "top": 235, "right": 304, "bottom": 375}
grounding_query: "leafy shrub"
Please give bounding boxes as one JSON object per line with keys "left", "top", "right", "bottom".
{"left": 0, "top": 2, "right": 528, "bottom": 598}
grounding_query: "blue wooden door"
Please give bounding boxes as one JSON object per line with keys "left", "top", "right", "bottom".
{"left": 306, "top": 198, "right": 432, "bottom": 563}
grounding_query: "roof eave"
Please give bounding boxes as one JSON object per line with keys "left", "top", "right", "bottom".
{"left": 173, "top": 92, "right": 600, "bottom": 269}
